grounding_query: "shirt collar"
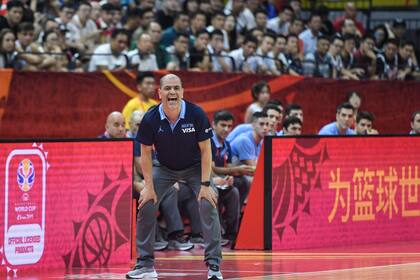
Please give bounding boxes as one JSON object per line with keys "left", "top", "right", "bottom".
{"left": 159, "top": 99, "right": 186, "bottom": 121}
{"left": 212, "top": 134, "right": 224, "bottom": 148}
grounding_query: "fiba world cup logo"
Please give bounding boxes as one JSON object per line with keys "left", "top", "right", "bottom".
{"left": 17, "top": 158, "right": 35, "bottom": 192}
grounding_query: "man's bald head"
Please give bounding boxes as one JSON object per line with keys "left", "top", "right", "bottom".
{"left": 106, "top": 111, "right": 126, "bottom": 138}
{"left": 160, "top": 74, "right": 182, "bottom": 88}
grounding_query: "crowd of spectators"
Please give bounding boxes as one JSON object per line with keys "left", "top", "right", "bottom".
{"left": 0, "top": 0, "right": 419, "bottom": 80}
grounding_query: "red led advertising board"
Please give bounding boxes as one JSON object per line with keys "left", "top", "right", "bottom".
{"left": 0, "top": 140, "right": 133, "bottom": 270}
{"left": 268, "top": 136, "right": 420, "bottom": 250}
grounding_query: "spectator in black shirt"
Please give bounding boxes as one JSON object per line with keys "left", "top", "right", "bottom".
{"left": 397, "top": 41, "right": 419, "bottom": 80}
{"left": 376, "top": 39, "right": 399, "bottom": 80}
{"left": 189, "top": 29, "right": 210, "bottom": 71}
{"left": 0, "top": 0, "right": 24, "bottom": 34}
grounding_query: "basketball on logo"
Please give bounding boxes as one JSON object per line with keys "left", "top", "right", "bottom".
{"left": 17, "top": 159, "right": 35, "bottom": 192}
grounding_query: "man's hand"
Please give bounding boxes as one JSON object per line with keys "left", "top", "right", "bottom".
{"left": 198, "top": 186, "right": 218, "bottom": 208}
{"left": 138, "top": 187, "right": 157, "bottom": 209}
{"left": 238, "top": 165, "right": 256, "bottom": 176}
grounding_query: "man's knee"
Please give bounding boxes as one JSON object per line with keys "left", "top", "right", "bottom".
{"left": 138, "top": 201, "right": 157, "bottom": 223}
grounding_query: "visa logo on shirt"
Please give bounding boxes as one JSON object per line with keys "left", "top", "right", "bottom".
{"left": 181, "top": 123, "right": 195, "bottom": 133}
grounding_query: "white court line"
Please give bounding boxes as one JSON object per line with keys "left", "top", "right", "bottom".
{"left": 225, "top": 261, "right": 420, "bottom": 279}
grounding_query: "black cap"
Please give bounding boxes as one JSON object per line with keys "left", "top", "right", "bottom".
{"left": 393, "top": 18, "right": 406, "bottom": 28}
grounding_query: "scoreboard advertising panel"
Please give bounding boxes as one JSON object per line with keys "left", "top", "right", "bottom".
{"left": 264, "top": 136, "right": 420, "bottom": 250}
{"left": 0, "top": 140, "right": 133, "bottom": 272}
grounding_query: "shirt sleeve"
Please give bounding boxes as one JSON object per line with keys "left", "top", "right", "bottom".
{"left": 134, "top": 140, "right": 141, "bottom": 157}
{"left": 233, "top": 138, "right": 256, "bottom": 161}
{"left": 136, "top": 115, "right": 154, "bottom": 146}
{"left": 195, "top": 106, "right": 213, "bottom": 142}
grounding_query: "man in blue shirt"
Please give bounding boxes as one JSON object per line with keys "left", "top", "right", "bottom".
{"left": 126, "top": 74, "right": 223, "bottom": 280}
{"left": 230, "top": 111, "right": 269, "bottom": 205}
{"left": 319, "top": 102, "right": 356, "bottom": 135}
{"left": 210, "top": 110, "right": 254, "bottom": 246}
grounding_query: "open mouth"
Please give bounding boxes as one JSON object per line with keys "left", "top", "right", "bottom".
{"left": 168, "top": 97, "right": 178, "bottom": 102}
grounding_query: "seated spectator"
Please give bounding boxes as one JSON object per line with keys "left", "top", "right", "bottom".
{"left": 340, "top": 18, "right": 362, "bottom": 40}
{"left": 376, "top": 39, "right": 399, "bottom": 80}
{"left": 130, "top": 8, "right": 155, "bottom": 49}
{"left": 0, "top": 0, "right": 25, "bottom": 34}
{"left": 282, "top": 116, "right": 302, "bottom": 136}
{"left": 226, "top": 123, "right": 252, "bottom": 143}
{"left": 341, "top": 34, "right": 356, "bottom": 72}
{"left": 15, "top": 22, "right": 41, "bottom": 70}
{"left": 208, "top": 29, "right": 231, "bottom": 72}
{"left": 166, "top": 32, "right": 190, "bottom": 70}
{"left": 99, "top": 111, "right": 126, "bottom": 138}
{"left": 263, "top": 104, "right": 282, "bottom": 135}
{"left": 126, "top": 110, "right": 144, "bottom": 138}
{"left": 68, "top": 1, "right": 100, "bottom": 53}
{"left": 224, "top": 14, "right": 238, "bottom": 51}
{"left": 122, "top": 8, "right": 142, "bottom": 45}
{"left": 318, "top": 102, "right": 356, "bottom": 135}
{"left": 332, "top": 2, "right": 365, "bottom": 35}
{"left": 0, "top": 29, "right": 16, "bottom": 68}
{"left": 346, "top": 91, "right": 362, "bottom": 117}
{"left": 266, "top": 5, "right": 293, "bottom": 36}
{"left": 189, "top": 29, "right": 210, "bottom": 71}
{"left": 397, "top": 41, "right": 419, "bottom": 80}
{"left": 299, "top": 13, "right": 322, "bottom": 56}
{"left": 353, "top": 34, "right": 377, "bottom": 80}
{"left": 210, "top": 110, "right": 253, "bottom": 246}
{"left": 249, "top": 32, "right": 280, "bottom": 75}
{"left": 228, "top": 34, "right": 258, "bottom": 73}
{"left": 303, "top": 35, "right": 335, "bottom": 78}
{"left": 279, "top": 34, "right": 303, "bottom": 75}
{"left": 254, "top": 9, "right": 271, "bottom": 34}
{"left": 388, "top": 18, "right": 407, "bottom": 46}
{"left": 410, "top": 110, "right": 420, "bottom": 135}
{"left": 155, "top": 0, "right": 179, "bottom": 30}
{"left": 37, "top": 30, "right": 69, "bottom": 71}
{"left": 355, "top": 111, "right": 378, "bottom": 135}
{"left": 189, "top": 12, "right": 207, "bottom": 41}
{"left": 122, "top": 71, "right": 158, "bottom": 128}
{"left": 244, "top": 80, "right": 271, "bottom": 123}
{"left": 183, "top": 0, "right": 200, "bottom": 15}
{"left": 248, "top": 27, "right": 264, "bottom": 45}
{"left": 160, "top": 12, "right": 190, "bottom": 48}
{"left": 206, "top": 12, "right": 229, "bottom": 51}
{"left": 96, "top": 3, "right": 118, "bottom": 44}
{"left": 277, "top": 103, "right": 304, "bottom": 135}
{"left": 270, "top": 34, "right": 286, "bottom": 72}
{"left": 288, "top": 18, "right": 304, "bottom": 36}
{"left": 146, "top": 21, "right": 169, "bottom": 69}
{"left": 231, "top": 111, "right": 269, "bottom": 204}
{"left": 227, "top": 0, "right": 256, "bottom": 33}
{"left": 327, "top": 35, "right": 344, "bottom": 78}
{"left": 318, "top": 4, "right": 335, "bottom": 37}
{"left": 128, "top": 33, "right": 158, "bottom": 71}
{"left": 373, "top": 24, "right": 388, "bottom": 54}
{"left": 55, "top": 3, "right": 82, "bottom": 53}
{"left": 88, "top": 28, "right": 129, "bottom": 71}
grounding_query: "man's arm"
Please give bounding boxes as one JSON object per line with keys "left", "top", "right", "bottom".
{"left": 138, "top": 144, "right": 157, "bottom": 208}
{"left": 198, "top": 139, "right": 217, "bottom": 208}
{"left": 212, "top": 162, "right": 255, "bottom": 176}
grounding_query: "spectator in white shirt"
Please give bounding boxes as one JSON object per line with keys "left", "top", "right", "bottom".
{"left": 128, "top": 33, "right": 158, "bottom": 71}
{"left": 228, "top": 35, "right": 258, "bottom": 72}
{"left": 267, "top": 5, "right": 294, "bottom": 36}
{"left": 88, "top": 28, "right": 129, "bottom": 71}
{"left": 299, "top": 13, "right": 322, "bottom": 55}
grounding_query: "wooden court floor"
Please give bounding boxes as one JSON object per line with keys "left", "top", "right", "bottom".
{"left": 4, "top": 240, "right": 420, "bottom": 279}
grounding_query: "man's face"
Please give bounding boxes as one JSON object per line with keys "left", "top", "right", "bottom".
{"left": 400, "top": 45, "right": 414, "bottom": 60}
{"left": 261, "top": 36, "right": 274, "bottom": 53}
{"left": 393, "top": 26, "right": 406, "bottom": 39}
{"left": 317, "top": 39, "right": 330, "bottom": 55}
{"left": 286, "top": 37, "right": 298, "bottom": 53}
{"left": 336, "top": 108, "right": 354, "bottom": 130}
{"left": 288, "top": 109, "right": 303, "bottom": 123}
{"left": 192, "top": 14, "right": 206, "bottom": 31}
{"left": 111, "top": 34, "right": 128, "bottom": 53}
{"left": 18, "top": 30, "right": 34, "bottom": 47}
{"left": 281, "top": 9, "right": 294, "bottom": 23}
{"left": 210, "top": 0, "right": 224, "bottom": 11}
{"left": 412, "top": 114, "right": 420, "bottom": 134}
{"left": 141, "top": 11, "right": 155, "bottom": 27}
{"left": 148, "top": 23, "right": 162, "bottom": 43}
{"left": 211, "top": 34, "right": 224, "bottom": 53}
{"left": 159, "top": 76, "right": 184, "bottom": 111}
{"left": 362, "top": 38, "right": 375, "bottom": 53}
{"left": 195, "top": 33, "right": 209, "bottom": 50}
{"left": 8, "top": 7, "right": 23, "bottom": 25}
{"left": 330, "top": 38, "right": 343, "bottom": 55}
{"left": 138, "top": 77, "right": 156, "bottom": 99}
{"left": 356, "top": 118, "right": 372, "bottom": 135}
{"left": 2, "top": 32, "right": 15, "bottom": 53}
{"left": 78, "top": 4, "right": 91, "bottom": 21}
{"left": 344, "top": 39, "right": 355, "bottom": 53}
{"left": 309, "top": 16, "right": 322, "bottom": 33}
{"left": 61, "top": 7, "right": 74, "bottom": 23}
{"left": 253, "top": 117, "right": 270, "bottom": 139}
{"left": 385, "top": 43, "right": 398, "bottom": 59}
{"left": 285, "top": 123, "right": 302, "bottom": 136}
{"left": 290, "top": 20, "right": 303, "bottom": 35}
{"left": 106, "top": 115, "right": 126, "bottom": 138}
{"left": 212, "top": 15, "right": 225, "bottom": 29}
{"left": 255, "top": 12, "right": 267, "bottom": 28}
{"left": 137, "top": 34, "right": 153, "bottom": 53}
{"left": 342, "top": 19, "right": 356, "bottom": 35}
{"left": 174, "top": 36, "right": 189, "bottom": 54}
{"left": 213, "top": 119, "right": 233, "bottom": 140}
{"left": 243, "top": 41, "right": 257, "bottom": 57}
{"left": 175, "top": 15, "right": 190, "bottom": 31}
{"left": 266, "top": 109, "right": 281, "bottom": 133}
{"left": 274, "top": 37, "right": 286, "bottom": 53}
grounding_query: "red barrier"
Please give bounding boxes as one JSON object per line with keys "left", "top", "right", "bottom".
{"left": 269, "top": 136, "right": 420, "bottom": 250}
{"left": 0, "top": 70, "right": 419, "bottom": 138}
{"left": 0, "top": 140, "right": 133, "bottom": 271}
